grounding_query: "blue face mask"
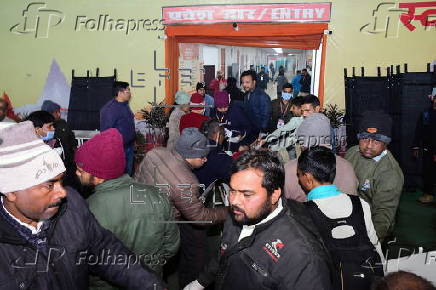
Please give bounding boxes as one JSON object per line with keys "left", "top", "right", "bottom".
{"left": 42, "top": 130, "right": 55, "bottom": 141}
{"left": 282, "top": 92, "right": 293, "bottom": 101}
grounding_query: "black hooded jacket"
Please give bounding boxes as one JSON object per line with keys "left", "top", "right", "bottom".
{"left": 0, "top": 188, "right": 163, "bottom": 290}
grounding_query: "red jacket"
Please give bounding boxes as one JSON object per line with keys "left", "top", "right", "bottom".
{"left": 179, "top": 112, "right": 209, "bottom": 133}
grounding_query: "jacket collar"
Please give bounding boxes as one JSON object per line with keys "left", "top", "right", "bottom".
{"left": 95, "top": 174, "right": 132, "bottom": 193}
{"left": 238, "top": 199, "right": 283, "bottom": 241}
{"left": 307, "top": 184, "right": 341, "bottom": 201}
{"left": 0, "top": 194, "right": 68, "bottom": 246}
{"left": 172, "top": 149, "right": 194, "bottom": 170}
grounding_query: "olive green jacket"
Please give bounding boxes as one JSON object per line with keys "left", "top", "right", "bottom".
{"left": 87, "top": 174, "right": 180, "bottom": 290}
{"left": 345, "top": 146, "right": 404, "bottom": 242}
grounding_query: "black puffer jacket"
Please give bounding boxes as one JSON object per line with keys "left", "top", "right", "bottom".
{"left": 0, "top": 188, "right": 164, "bottom": 290}
{"left": 198, "top": 199, "right": 334, "bottom": 290}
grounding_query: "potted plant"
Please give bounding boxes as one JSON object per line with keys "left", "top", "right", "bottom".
{"left": 323, "top": 104, "right": 347, "bottom": 155}
{"left": 135, "top": 102, "right": 169, "bottom": 156}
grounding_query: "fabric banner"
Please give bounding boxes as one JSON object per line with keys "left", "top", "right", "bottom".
{"left": 163, "top": 3, "right": 331, "bottom": 25}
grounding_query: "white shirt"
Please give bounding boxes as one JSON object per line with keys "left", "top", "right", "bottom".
{"left": 1, "top": 197, "right": 44, "bottom": 235}
{"left": 372, "top": 150, "right": 387, "bottom": 162}
{"left": 238, "top": 198, "right": 284, "bottom": 242}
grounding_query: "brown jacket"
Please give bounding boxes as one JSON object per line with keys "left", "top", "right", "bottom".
{"left": 284, "top": 155, "right": 359, "bottom": 202}
{"left": 134, "top": 147, "right": 228, "bottom": 223}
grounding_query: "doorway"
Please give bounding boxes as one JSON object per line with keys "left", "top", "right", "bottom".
{"left": 165, "top": 22, "right": 328, "bottom": 105}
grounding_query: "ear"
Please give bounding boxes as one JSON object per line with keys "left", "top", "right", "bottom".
{"left": 3, "top": 192, "right": 17, "bottom": 202}
{"left": 304, "top": 172, "right": 316, "bottom": 189}
{"left": 315, "top": 105, "right": 321, "bottom": 112}
{"left": 94, "top": 176, "right": 106, "bottom": 186}
{"left": 271, "top": 188, "right": 282, "bottom": 205}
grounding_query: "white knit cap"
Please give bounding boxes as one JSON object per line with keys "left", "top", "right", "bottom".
{"left": 0, "top": 121, "right": 66, "bottom": 193}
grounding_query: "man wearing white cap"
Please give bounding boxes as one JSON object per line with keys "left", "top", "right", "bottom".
{"left": 0, "top": 121, "right": 164, "bottom": 289}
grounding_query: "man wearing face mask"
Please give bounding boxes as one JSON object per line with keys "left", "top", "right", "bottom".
{"left": 26, "top": 110, "right": 59, "bottom": 152}
{"left": 270, "top": 83, "right": 294, "bottom": 132}
{"left": 41, "top": 100, "right": 79, "bottom": 191}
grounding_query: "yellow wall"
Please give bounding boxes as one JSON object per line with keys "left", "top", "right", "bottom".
{"left": 1, "top": 0, "right": 435, "bottom": 112}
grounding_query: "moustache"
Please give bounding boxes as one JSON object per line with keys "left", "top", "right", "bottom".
{"left": 48, "top": 200, "right": 64, "bottom": 208}
{"left": 231, "top": 205, "right": 245, "bottom": 214}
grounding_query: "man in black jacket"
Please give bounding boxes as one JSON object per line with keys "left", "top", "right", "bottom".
{"left": 299, "top": 69, "right": 311, "bottom": 96}
{"left": 184, "top": 150, "right": 333, "bottom": 290}
{"left": 0, "top": 121, "right": 164, "bottom": 290}
{"left": 41, "top": 100, "right": 79, "bottom": 190}
{"left": 241, "top": 70, "right": 272, "bottom": 136}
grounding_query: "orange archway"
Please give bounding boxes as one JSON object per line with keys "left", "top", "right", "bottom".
{"left": 165, "top": 22, "right": 328, "bottom": 105}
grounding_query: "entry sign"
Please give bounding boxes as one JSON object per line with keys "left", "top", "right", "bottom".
{"left": 163, "top": 3, "right": 331, "bottom": 25}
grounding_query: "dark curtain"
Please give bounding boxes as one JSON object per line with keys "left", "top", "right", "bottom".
{"left": 68, "top": 76, "right": 115, "bottom": 130}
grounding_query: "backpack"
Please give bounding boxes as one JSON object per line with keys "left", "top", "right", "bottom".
{"left": 306, "top": 195, "right": 384, "bottom": 290}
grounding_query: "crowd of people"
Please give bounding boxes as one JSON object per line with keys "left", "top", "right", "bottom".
{"left": 0, "top": 66, "right": 435, "bottom": 290}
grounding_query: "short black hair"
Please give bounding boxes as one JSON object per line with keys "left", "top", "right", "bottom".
{"left": 290, "top": 96, "right": 304, "bottom": 107}
{"left": 200, "top": 119, "right": 221, "bottom": 139}
{"left": 297, "top": 146, "right": 336, "bottom": 183}
{"left": 113, "top": 81, "right": 129, "bottom": 97}
{"left": 302, "top": 94, "right": 320, "bottom": 107}
{"left": 282, "top": 83, "right": 293, "bottom": 91}
{"left": 302, "top": 68, "right": 308, "bottom": 72}
{"left": 26, "top": 110, "right": 55, "bottom": 129}
{"left": 232, "top": 150, "right": 284, "bottom": 195}
{"left": 240, "top": 70, "right": 257, "bottom": 82}
{"left": 296, "top": 70, "right": 301, "bottom": 74}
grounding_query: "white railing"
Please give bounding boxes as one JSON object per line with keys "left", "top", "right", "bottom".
{"left": 73, "top": 130, "right": 100, "bottom": 147}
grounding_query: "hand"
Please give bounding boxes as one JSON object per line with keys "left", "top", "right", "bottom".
{"left": 412, "top": 148, "right": 419, "bottom": 159}
{"left": 183, "top": 280, "right": 205, "bottom": 290}
{"left": 238, "top": 145, "right": 249, "bottom": 152}
{"left": 257, "top": 138, "right": 267, "bottom": 147}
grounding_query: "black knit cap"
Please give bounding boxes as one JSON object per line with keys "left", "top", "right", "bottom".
{"left": 357, "top": 111, "right": 392, "bottom": 143}
{"left": 196, "top": 82, "right": 206, "bottom": 91}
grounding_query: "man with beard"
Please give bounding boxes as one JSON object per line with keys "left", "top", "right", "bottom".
{"left": 0, "top": 122, "right": 164, "bottom": 289}
{"left": 184, "top": 150, "right": 332, "bottom": 290}
{"left": 345, "top": 111, "right": 404, "bottom": 242}
{"left": 75, "top": 128, "right": 180, "bottom": 288}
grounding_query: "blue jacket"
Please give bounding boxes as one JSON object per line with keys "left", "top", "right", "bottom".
{"left": 194, "top": 140, "right": 233, "bottom": 189}
{"left": 204, "top": 94, "right": 214, "bottom": 117}
{"left": 244, "top": 88, "right": 272, "bottom": 134}
{"left": 100, "top": 99, "right": 135, "bottom": 146}
{"left": 291, "top": 74, "right": 302, "bottom": 94}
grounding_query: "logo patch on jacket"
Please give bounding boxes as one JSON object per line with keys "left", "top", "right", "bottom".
{"left": 360, "top": 179, "right": 371, "bottom": 191}
{"left": 220, "top": 242, "right": 228, "bottom": 255}
{"left": 262, "top": 239, "right": 284, "bottom": 262}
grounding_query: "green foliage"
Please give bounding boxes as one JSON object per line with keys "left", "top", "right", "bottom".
{"left": 139, "top": 102, "right": 168, "bottom": 128}
{"left": 323, "top": 104, "right": 345, "bottom": 128}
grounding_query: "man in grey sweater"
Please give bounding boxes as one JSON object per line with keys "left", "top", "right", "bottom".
{"left": 284, "top": 113, "right": 358, "bottom": 201}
